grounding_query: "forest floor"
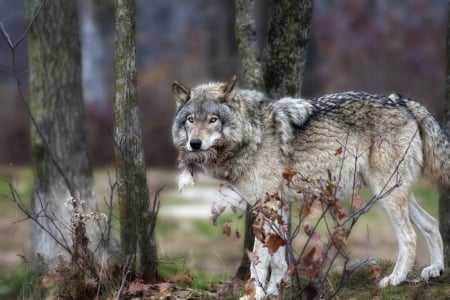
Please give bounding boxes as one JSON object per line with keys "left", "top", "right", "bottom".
{"left": 0, "top": 167, "right": 449, "bottom": 299}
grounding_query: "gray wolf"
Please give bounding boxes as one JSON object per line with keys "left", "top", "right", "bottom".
{"left": 171, "top": 76, "right": 450, "bottom": 299}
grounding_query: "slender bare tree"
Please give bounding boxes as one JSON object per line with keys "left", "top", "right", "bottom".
{"left": 114, "top": 0, "right": 159, "bottom": 281}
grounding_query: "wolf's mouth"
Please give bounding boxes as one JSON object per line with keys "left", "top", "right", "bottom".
{"left": 178, "top": 138, "right": 232, "bottom": 165}
{"left": 178, "top": 147, "right": 219, "bottom": 164}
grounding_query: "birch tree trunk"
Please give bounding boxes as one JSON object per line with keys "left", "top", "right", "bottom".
{"left": 114, "top": 0, "right": 159, "bottom": 281}
{"left": 439, "top": 2, "right": 450, "bottom": 268}
{"left": 25, "top": 0, "right": 103, "bottom": 271}
{"left": 234, "top": 0, "right": 312, "bottom": 279}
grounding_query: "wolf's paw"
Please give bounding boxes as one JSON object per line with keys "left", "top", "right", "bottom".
{"left": 420, "top": 264, "right": 443, "bottom": 281}
{"left": 379, "top": 274, "right": 405, "bottom": 287}
{"left": 239, "top": 286, "right": 266, "bottom": 300}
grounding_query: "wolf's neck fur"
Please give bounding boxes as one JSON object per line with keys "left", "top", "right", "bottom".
{"left": 203, "top": 122, "right": 263, "bottom": 183}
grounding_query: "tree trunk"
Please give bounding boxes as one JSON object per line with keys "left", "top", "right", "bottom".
{"left": 439, "top": 1, "right": 450, "bottom": 268}
{"left": 234, "top": 0, "right": 312, "bottom": 279}
{"left": 264, "top": 0, "right": 313, "bottom": 98}
{"left": 114, "top": 0, "right": 158, "bottom": 281}
{"left": 25, "top": 0, "right": 102, "bottom": 271}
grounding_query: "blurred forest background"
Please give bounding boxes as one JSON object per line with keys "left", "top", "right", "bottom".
{"left": 0, "top": 0, "right": 447, "bottom": 169}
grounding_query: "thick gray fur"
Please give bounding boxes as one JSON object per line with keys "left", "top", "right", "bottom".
{"left": 172, "top": 79, "right": 450, "bottom": 299}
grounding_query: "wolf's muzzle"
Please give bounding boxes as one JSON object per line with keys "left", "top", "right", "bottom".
{"left": 189, "top": 138, "right": 202, "bottom": 150}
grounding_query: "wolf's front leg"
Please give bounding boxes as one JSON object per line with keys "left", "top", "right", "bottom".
{"left": 239, "top": 238, "right": 271, "bottom": 300}
{"left": 252, "top": 239, "right": 271, "bottom": 299}
{"left": 267, "top": 244, "right": 288, "bottom": 295}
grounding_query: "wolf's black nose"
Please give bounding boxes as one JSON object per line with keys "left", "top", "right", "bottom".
{"left": 190, "top": 138, "right": 202, "bottom": 150}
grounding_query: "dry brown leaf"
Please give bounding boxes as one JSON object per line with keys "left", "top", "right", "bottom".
{"left": 304, "top": 223, "right": 320, "bottom": 241}
{"left": 335, "top": 146, "right": 343, "bottom": 155}
{"left": 351, "top": 194, "right": 364, "bottom": 210}
{"left": 331, "top": 225, "right": 348, "bottom": 248}
{"left": 211, "top": 204, "right": 226, "bottom": 226}
{"left": 244, "top": 278, "right": 256, "bottom": 300}
{"left": 282, "top": 168, "right": 297, "bottom": 184}
{"left": 252, "top": 213, "right": 266, "bottom": 242}
{"left": 168, "top": 272, "right": 194, "bottom": 285}
{"left": 301, "top": 204, "right": 312, "bottom": 217}
{"left": 298, "top": 246, "right": 325, "bottom": 279}
{"left": 371, "top": 263, "right": 382, "bottom": 280}
{"left": 264, "top": 234, "right": 287, "bottom": 255}
{"left": 222, "top": 221, "right": 231, "bottom": 237}
{"left": 127, "top": 280, "right": 148, "bottom": 296}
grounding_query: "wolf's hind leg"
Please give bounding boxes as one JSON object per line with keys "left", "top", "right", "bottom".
{"left": 248, "top": 238, "right": 271, "bottom": 299}
{"left": 408, "top": 193, "right": 444, "bottom": 280}
{"left": 266, "top": 245, "right": 288, "bottom": 295}
{"left": 377, "top": 188, "right": 417, "bottom": 287}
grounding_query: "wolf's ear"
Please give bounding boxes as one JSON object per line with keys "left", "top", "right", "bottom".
{"left": 172, "top": 81, "right": 191, "bottom": 108}
{"left": 219, "top": 75, "right": 237, "bottom": 102}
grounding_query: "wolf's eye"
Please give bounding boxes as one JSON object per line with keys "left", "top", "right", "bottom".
{"left": 187, "top": 116, "right": 194, "bottom": 123}
{"left": 209, "top": 116, "right": 218, "bottom": 123}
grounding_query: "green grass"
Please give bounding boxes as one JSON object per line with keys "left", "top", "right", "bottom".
{"left": 0, "top": 266, "right": 38, "bottom": 300}
{"left": 327, "top": 262, "right": 450, "bottom": 300}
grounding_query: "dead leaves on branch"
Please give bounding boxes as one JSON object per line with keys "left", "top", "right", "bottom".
{"left": 298, "top": 246, "right": 326, "bottom": 280}
{"left": 264, "top": 234, "right": 287, "bottom": 255}
{"left": 209, "top": 167, "right": 377, "bottom": 298}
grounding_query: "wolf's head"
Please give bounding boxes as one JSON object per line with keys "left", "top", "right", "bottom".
{"left": 171, "top": 76, "right": 239, "bottom": 166}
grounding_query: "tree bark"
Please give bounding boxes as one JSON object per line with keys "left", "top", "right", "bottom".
{"left": 234, "top": 0, "right": 312, "bottom": 280}
{"left": 235, "top": 0, "right": 265, "bottom": 91}
{"left": 25, "top": 0, "right": 102, "bottom": 271}
{"left": 439, "top": 1, "right": 450, "bottom": 268}
{"left": 114, "top": 0, "right": 158, "bottom": 281}
{"left": 264, "top": 0, "right": 313, "bottom": 98}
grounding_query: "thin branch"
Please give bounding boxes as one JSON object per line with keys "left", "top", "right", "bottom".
{"left": 7, "top": 181, "right": 73, "bottom": 254}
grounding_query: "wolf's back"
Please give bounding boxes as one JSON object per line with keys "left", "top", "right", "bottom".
{"left": 402, "top": 97, "right": 450, "bottom": 188}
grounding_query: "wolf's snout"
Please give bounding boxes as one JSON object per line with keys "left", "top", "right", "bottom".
{"left": 189, "top": 138, "right": 202, "bottom": 150}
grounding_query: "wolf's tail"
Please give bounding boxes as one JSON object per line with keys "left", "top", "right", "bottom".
{"left": 403, "top": 98, "right": 450, "bottom": 189}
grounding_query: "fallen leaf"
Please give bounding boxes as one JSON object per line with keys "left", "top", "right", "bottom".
{"left": 127, "top": 280, "right": 148, "bottom": 296}
{"left": 245, "top": 278, "right": 256, "bottom": 300}
{"left": 371, "top": 263, "right": 382, "bottom": 280}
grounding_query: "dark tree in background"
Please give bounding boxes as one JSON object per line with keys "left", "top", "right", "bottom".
{"left": 25, "top": 0, "right": 110, "bottom": 270}
{"left": 440, "top": 1, "right": 450, "bottom": 268}
{"left": 114, "top": 0, "right": 159, "bottom": 281}
{"left": 234, "top": 0, "right": 313, "bottom": 279}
